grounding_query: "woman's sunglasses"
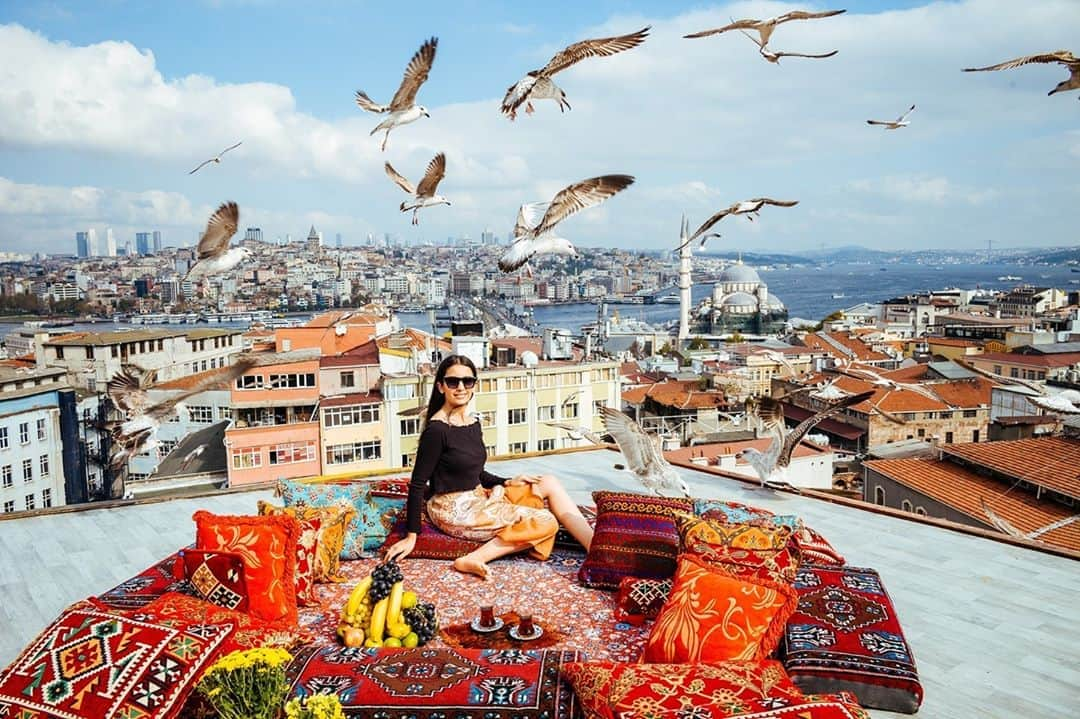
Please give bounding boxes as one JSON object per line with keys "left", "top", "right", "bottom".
{"left": 442, "top": 376, "right": 477, "bottom": 389}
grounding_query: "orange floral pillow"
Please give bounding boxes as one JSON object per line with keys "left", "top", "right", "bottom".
{"left": 643, "top": 553, "right": 797, "bottom": 663}
{"left": 193, "top": 511, "right": 299, "bottom": 625}
{"left": 678, "top": 513, "right": 794, "bottom": 550}
{"left": 258, "top": 500, "right": 354, "bottom": 583}
{"left": 562, "top": 659, "right": 805, "bottom": 719}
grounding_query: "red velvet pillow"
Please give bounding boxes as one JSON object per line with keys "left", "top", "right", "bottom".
{"left": 644, "top": 553, "right": 798, "bottom": 663}
{"left": 380, "top": 511, "right": 483, "bottom": 560}
{"left": 179, "top": 548, "right": 249, "bottom": 612}
{"left": 561, "top": 659, "right": 806, "bottom": 719}
{"left": 193, "top": 511, "right": 300, "bottom": 625}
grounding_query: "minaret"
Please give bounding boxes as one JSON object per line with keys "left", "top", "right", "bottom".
{"left": 678, "top": 215, "right": 692, "bottom": 343}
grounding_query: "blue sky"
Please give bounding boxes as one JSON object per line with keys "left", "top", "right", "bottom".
{"left": 0, "top": 0, "right": 1077, "bottom": 255}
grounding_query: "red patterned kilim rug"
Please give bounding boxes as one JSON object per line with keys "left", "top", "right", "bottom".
{"left": 302, "top": 547, "right": 650, "bottom": 663}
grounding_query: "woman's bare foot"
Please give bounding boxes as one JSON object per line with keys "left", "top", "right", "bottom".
{"left": 453, "top": 556, "right": 490, "bottom": 581}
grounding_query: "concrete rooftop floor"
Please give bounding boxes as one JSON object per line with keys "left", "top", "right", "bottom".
{"left": 1, "top": 448, "right": 1077, "bottom": 718}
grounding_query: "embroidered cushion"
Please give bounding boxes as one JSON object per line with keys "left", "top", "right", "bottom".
{"left": 179, "top": 549, "right": 249, "bottom": 612}
{"left": 258, "top": 500, "right": 355, "bottom": 583}
{"left": 193, "top": 511, "right": 300, "bottom": 625}
{"left": 98, "top": 552, "right": 190, "bottom": 610}
{"left": 792, "top": 523, "right": 846, "bottom": 566}
{"left": 782, "top": 565, "right": 923, "bottom": 714}
{"left": 380, "top": 510, "right": 483, "bottom": 560}
{"left": 278, "top": 477, "right": 407, "bottom": 558}
{"left": 678, "top": 514, "right": 801, "bottom": 583}
{"left": 561, "top": 659, "right": 805, "bottom": 719}
{"left": 0, "top": 605, "right": 231, "bottom": 719}
{"left": 578, "top": 491, "right": 693, "bottom": 589}
{"left": 694, "top": 498, "right": 801, "bottom": 529}
{"left": 644, "top": 553, "right": 798, "bottom": 663}
{"left": 614, "top": 577, "right": 672, "bottom": 624}
{"left": 291, "top": 515, "right": 321, "bottom": 607}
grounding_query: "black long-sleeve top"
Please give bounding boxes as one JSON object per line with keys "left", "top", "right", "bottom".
{"left": 406, "top": 420, "right": 507, "bottom": 534}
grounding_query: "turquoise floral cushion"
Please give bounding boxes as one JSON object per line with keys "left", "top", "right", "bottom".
{"left": 278, "top": 477, "right": 407, "bottom": 559}
{"left": 693, "top": 498, "right": 800, "bottom": 529}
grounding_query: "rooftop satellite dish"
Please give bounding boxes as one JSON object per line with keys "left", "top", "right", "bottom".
{"left": 521, "top": 350, "right": 539, "bottom": 368}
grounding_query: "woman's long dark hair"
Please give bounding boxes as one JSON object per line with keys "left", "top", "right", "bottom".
{"left": 424, "top": 354, "right": 478, "bottom": 425}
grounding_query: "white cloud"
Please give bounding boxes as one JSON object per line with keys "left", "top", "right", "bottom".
{"left": 0, "top": 0, "right": 1078, "bottom": 253}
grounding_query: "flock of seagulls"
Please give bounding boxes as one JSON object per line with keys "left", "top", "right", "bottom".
{"left": 684, "top": 9, "right": 845, "bottom": 63}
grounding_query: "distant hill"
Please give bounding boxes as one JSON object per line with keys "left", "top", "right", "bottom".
{"left": 696, "top": 250, "right": 810, "bottom": 265}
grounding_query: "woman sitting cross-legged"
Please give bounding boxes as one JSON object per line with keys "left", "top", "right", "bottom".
{"left": 383, "top": 354, "right": 594, "bottom": 580}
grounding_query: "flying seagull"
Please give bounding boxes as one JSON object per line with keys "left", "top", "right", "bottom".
{"left": 963, "top": 51, "right": 1080, "bottom": 99}
{"left": 355, "top": 37, "right": 437, "bottom": 150}
{"left": 833, "top": 365, "right": 942, "bottom": 401}
{"left": 106, "top": 364, "right": 158, "bottom": 416}
{"left": 738, "top": 390, "right": 874, "bottom": 490}
{"left": 737, "top": 30, "right": 838, "bottom": 64}
{"left": 954, "top": 359, "right": 1080, "bottom": 413}
{"left": 385, "top": 152, "right": 450, "bottom": 225}
{"left": 106, "top": 358, "right": 256, "bottom": 474}
{"left": 543, "top": 420, "right": 606, "bottom": 445}
{"left": 868, "top": 104, "right": 916, "bottom": 129}
{"left": 498, "top": 174, "right": 634, "bottom": 273}
{"left": 980, "top": 498, "right": 1080, "bottom": 541}
{"left": 601, "top": 407, "right": 691, "bottom": 497}
{"left": 189, "top": 142, "right": 242, "bottom": 175}
{"left": 501, "top": 26, "right": 650, "bottom": 120}
{"left": 183, "top": 201, "right": 249, "bottom": 283}
{"left": 676, "top": 198, "right": 798, "bottom": 253}
{"left": 685, "top": 9, "right": 846, "bottom": 46}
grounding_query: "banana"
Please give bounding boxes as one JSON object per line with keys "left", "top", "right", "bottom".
{"left": 342, "top": 575, "right": 373, "bottom": 621}
{"left": 386, "top": 581, "right": 405, "bottom": 628}
{"left": 368, "top": 597, "right": 389, "bottom": 642}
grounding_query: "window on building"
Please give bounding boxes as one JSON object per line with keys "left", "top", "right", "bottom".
{"left": 39, "top": 455, "right": 49, "bottom": 477}
{"left": 874, "top": 486, "right": 885, "bottom": 505}
{"left": 2, "top": 465, "right": 11, "bottom": 487}
{"left": 917, "top": 428, "right": 925, "bottom": 438}
{"left": 19, "top": 423, "right": 29, "bottom": 445}
{"left": 400, "top": 418, "right": 420, "bottom": 436}
{"left": 538, "top": 438, "right": 556, "bottom": 451}
{"left": 562, "top": 402, "right": 579, "bottom": 420}
{"left": 1009, "top": 367, "right": 1019, "bottom": 378}
{"left": 323, "top": 404, "right": 380, "bottom": 428}
{"left": 55, "top": 347, "right": 64, "bottom": 359}
{"left": 507, "top": 408, "right": 527, "bottom": 424}
{"left": 476, "top": 410, "right": 496, "bottom": 427}
{"left": 901, "top": 499, "right": 913, "bottom": 512}
{"left": 22, "top": 458, "right": 32, "bottom": 482}
{"left": 340, "top": 371, "right": 355, "bottom": 388}
{"left": 36, "top": 418, "right": 46, "bottom": 441}
{"left": 972, "top": 430, "right": 980, "bottom": 442}
{"left": 25, "top": 494, "right": 35, "bottom": 511}
{"left": 509, "top": 441, "right": 528, "bottom": 454}
{"left": 186, "top": 406, "right": 214, "bottom": 424}
{"left": 537, "top": 405, "right": 556, "bottom": 421}
{"left": 401, "top": 453, "right": 415, "bottom": 468}
{"left": 231, "top": 448, "right": 262, "bottom": 469}
{"left": 506, "top": 376, "right": 527, "bottom": 391}
{"left": 86, "top": 346, "right": 95, "bottom": 360}
{"left": 325, "top": 440, "right": 382, "bottom": 465}
{"left": 42, "top": 488, "right": 52, "bottom": 508}
{"left": 218, "top": 406, "right": 232, "bottom": 421}
{"left": 156, "top": 439, "right": 178, "bottom": 459}
{"left": 237, "top": 375, "right": 265, "bottom": 390}
{"left": 268, "top": 372, "right": 316, "bottom": 389}
{"left": 479, "top": 378, "right": 496, "bottom": 394}
{"left": 0, "top": 427, "right": 7, "bottom": 449}
{"left": 915, "top": 506, "right": 926, "bottom": 516}
{"left": 945, "top": 431, "right": 954, "bottom": 444}
{"left": 593, "top": 400, "right": 607, "bottom": 415}
{"left": 269, "top": 442, "right": 316, "bottom": 465}
{"left": 2, "top": 500, "right": 13, "bottom": 513}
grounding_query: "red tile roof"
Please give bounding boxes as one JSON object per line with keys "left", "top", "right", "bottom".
{"left": 320, "top": 340, "right": 380, "bottom": 367}
{"left": 320, "top": 391, "right": 382, "bottom": 407}
{"left": 801, "top": 332, "right": 892, "bottom": 362}
{"left": 621, "top": 379, "right": 732, "bottom": 410}
{"left": 864, "top": 458, "right": 1080, "bottom": 552}
{"left": 667, "top": 438, "right": 827, "bottom": 466}
{"left": 972, "top": 352, "right": 1080, "bottom": 368}
{"left": 780, "top": 403, "right": 865, "bottom": 440}
{"left": 941, "top": 437, "right": 1080, "bottom": 501}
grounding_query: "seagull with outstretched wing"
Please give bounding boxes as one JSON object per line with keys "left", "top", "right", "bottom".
{"left": 501, "top": 27, "right": 649, "bottom": 120}
{"left": 738, "top": 390, "right": 875, "bottom": 489}
{"left": 543, "top": 420, "right": 606, "bottom": 445}
{"left": 685, "top": 9, "right": 846, "bottom": 46}
{"left": 868, "top": 104, "right": 916, "bottom": 129}
{"left": 106, "top": 358, "right": 256, "bottom": 474}
{"left": 183, "top": 201, "right": 248, "bottom": 283}
{"left": 499, "top": 174, "right": 634, "bottom": 274}
{"left": 964, "top": 51, "right": 1080, "bottom": 99}
{"left": 106, "top": 364, "right": 158, "bottom": 416}
{"left": 189, "top": 141, "right": 242, "bottom": 175}
{"left": 385, "top": 152, "right": 450, "bottom": 225}
{"left": 676, "top": 197, "right": 798, "bottom": 253}
{"left": 601, "top": 407, "right": 690, "bottom": 497}
{"left": 356, "top": 37, "right": 437, "bottom": 150}
{"left": 980, "top": 497, "right": 1080, "bottom": 540}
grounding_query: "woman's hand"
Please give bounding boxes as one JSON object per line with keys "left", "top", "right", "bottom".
{"left": 506, "top": 474, "right": 540, "bottom": 487}
{"left": 383, "top": 533, "right": 417, "bottom": 563}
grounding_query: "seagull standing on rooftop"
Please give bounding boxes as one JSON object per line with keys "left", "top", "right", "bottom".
{"left": 356, "top": 37, "right": 437, "bottom": 151}
{"left": 867, "top": 105, "right": 916, "bottom": 129}
{"left": 105, "top": 358, "right": 256, "bottom": 474}
{"left": 963, "top": 51, "right": 1080, "bottom": 99}
{"left": 738, "top": 390, "right": 874, "bottom": 490}
{"left": 384, "top": 152, "right": 450, "bottom": 225}
{"left": 601, "top": 407, "right": 690, "bottom": 498}
{"left": 189, "top": 141, "right": 242, "bottom": 175}
{"left": 183, "top": 201, "right": 248, "bottom": 283}
{"left": 498, "top": 174, "right": 634, "bottom": 274}
{"left": 501, "top": 26, "right": 650, "bottom": 120}
{"left": 685, "top": 9, "right": 845, "bottom": 48}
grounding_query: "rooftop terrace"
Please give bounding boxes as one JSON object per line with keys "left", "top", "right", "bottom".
{"left": 1, "top": 448, "right": 1077, "bottom": 718}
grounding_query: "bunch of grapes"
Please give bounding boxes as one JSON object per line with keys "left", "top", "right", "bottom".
{"left": 403, "top": 602, "right": 438, "bottom": 645}
{"left": 369, "top": 560, "right": 404, "bottom": 603}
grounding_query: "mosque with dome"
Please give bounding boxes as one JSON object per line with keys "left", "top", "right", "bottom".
{"left": 690, "top": 259, "right": 789, "bottom": 335}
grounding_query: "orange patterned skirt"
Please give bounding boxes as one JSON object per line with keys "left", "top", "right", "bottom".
{"left": 426, "top": 484, "right": 559, "bottom": 560}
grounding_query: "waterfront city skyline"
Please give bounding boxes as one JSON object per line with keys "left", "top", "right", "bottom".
{"left": 0, "top": 0, "right": 1077, "bottom": 256}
